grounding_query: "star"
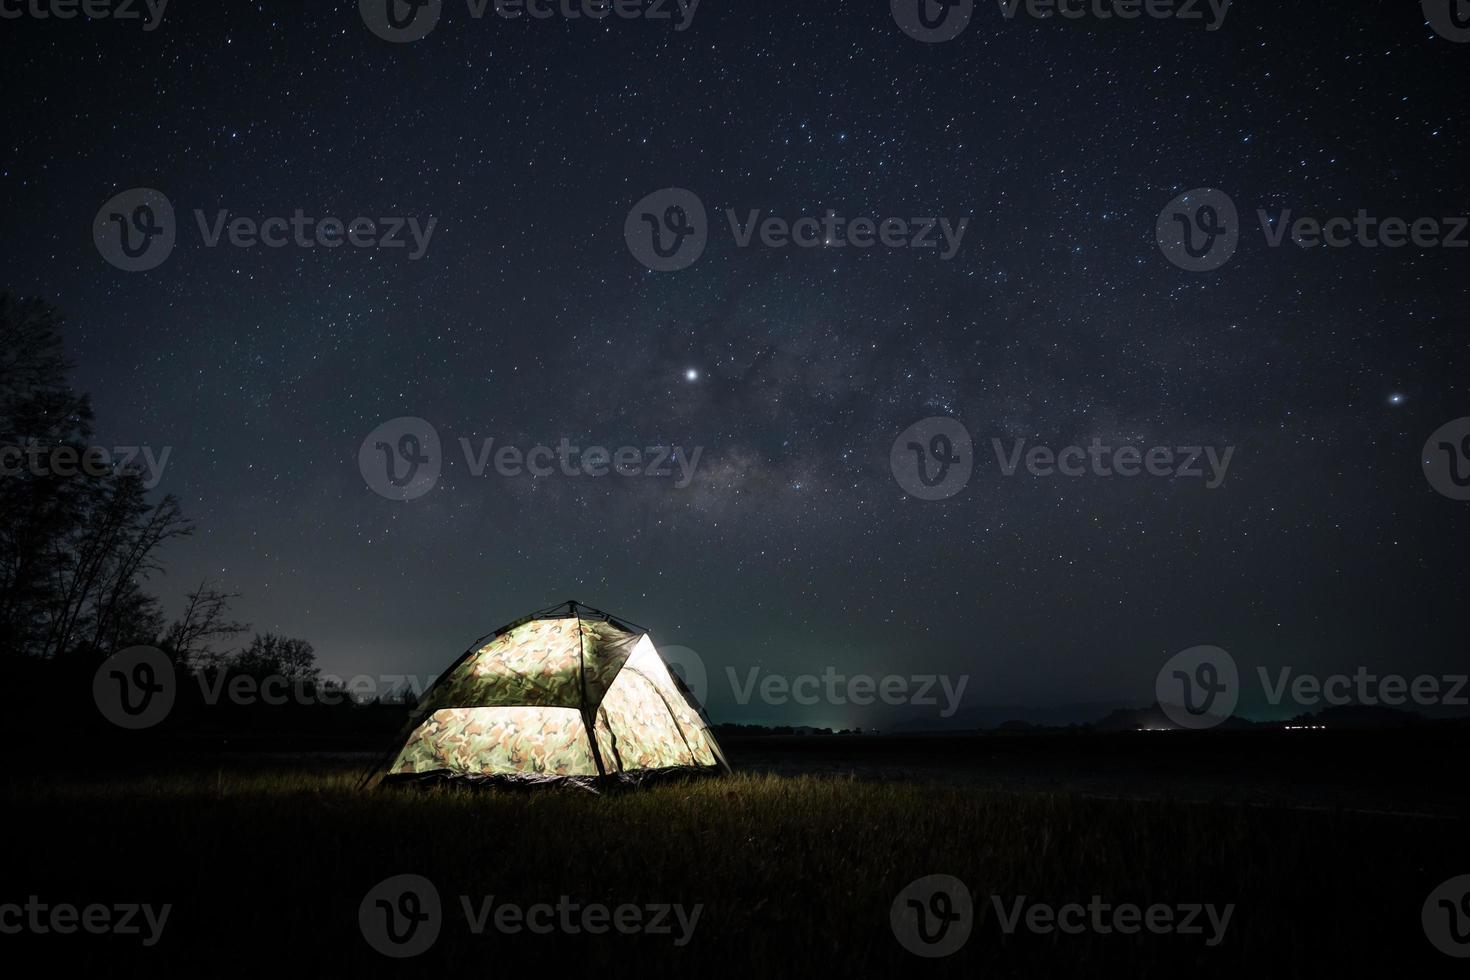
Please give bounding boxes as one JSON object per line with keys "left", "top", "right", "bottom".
{"left": 7, "top": 0, "right": 1460, "bottom": 737}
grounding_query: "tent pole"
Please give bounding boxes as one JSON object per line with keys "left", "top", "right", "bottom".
{"left": 573, "top": 601, "right": 610, "bottom": 779}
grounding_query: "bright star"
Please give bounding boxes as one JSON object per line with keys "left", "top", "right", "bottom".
{"left": 1388, "top": 393, "right": 1405, "bottom": 406}
{"left": 685, "top": 368, "right": 700, "bottom": 382}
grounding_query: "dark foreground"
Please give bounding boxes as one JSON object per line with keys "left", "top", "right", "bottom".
{"left": 6, "top": 733, "right": 1468, "bottom": 976}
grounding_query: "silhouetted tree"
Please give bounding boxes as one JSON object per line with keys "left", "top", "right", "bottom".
{"left": 0, "top": 294, "right": 192, "bottom": 659}
{"left": 163, "top": 581, "right": 249, "bottom": 666}
{"left": 230, "top": 633, "right": 320, "bottom": 684}
{"left": 0, "top": 294, "right": 95, "bottom": 657}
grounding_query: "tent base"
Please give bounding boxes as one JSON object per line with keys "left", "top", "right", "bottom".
{"left": 375, "top": 764, "right": 727, "bottom": 794}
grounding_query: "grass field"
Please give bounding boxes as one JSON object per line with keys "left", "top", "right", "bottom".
{"left": 6, "top": 757, "right": 1467, "bottom": 976}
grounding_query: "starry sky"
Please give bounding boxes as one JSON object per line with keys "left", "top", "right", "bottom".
{"left": 3, "top": 1, "right": 1467, "bottom": 728}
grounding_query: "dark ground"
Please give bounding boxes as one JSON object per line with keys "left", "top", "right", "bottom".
{"left": 5, "top": 730, "right": 1468, "bottom": 976}
{"left": 724, "top": 729, "right": 1470, "bottom": 817}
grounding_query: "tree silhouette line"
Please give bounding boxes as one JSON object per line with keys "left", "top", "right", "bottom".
{"left": 0, "top": 293, "right": 348, "bottom": 709}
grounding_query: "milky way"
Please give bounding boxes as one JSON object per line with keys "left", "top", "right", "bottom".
{"left": 3, "top": 1, "right": 1466, "bottom": 727}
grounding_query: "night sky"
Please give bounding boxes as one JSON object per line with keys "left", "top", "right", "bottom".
{"left": 4, "top": 1, "right": 1467, "bottom": 728}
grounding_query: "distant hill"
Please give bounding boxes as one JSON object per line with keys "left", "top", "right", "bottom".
{"left": 716, "top": 701, "right": 1470, "bottom": 736}
{"left": 1287, "top": 704, "right": 1425, "bottom": 729}
{"left": 886, "top": 702, "right": 1126, "bottom": 732}
{"left": 1090, "top": 703, "right": 1258, "bottom": 732}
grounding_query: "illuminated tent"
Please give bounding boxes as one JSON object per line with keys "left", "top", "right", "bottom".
{"left": 368, "top": 601, "right": 729, "bottom": 787}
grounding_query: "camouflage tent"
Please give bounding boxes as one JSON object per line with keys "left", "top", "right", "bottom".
{"left": 369, "top": 601, "right": 729, "bottom": 788}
